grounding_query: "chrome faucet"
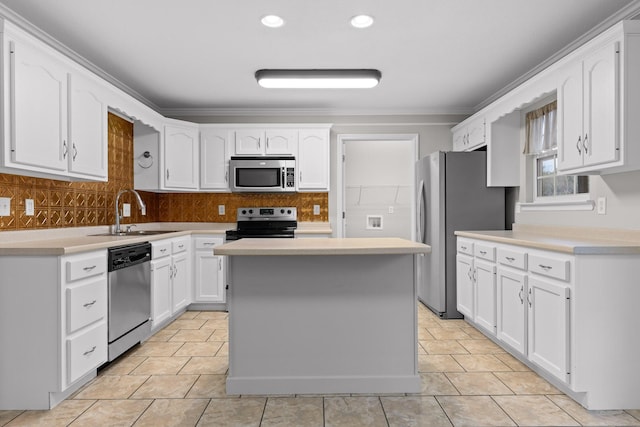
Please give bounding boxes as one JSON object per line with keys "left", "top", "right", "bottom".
{"left": 114, "top": 189, "right": 146, "bottom": 234}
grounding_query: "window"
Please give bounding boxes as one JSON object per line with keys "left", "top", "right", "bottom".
{"left": 524, "top": 101, "right": 588, "bottom": 201}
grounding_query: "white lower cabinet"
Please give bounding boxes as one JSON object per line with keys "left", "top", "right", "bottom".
{"left": 496, "top": 267, "right": 527, "bottom": 354}
{"left": 150, "top": 237, "right": 191, "bottom": 330}
{"left": 455, "top": 253, "right": 474, "bottom": 319}
{"left": 0, "top": 249, "right": 108, "bottom": 410}
{"left": 474, "top": 259, "right": 497, "bottom": 335}
{"left": 193, "top": 236, "right": 225, "bottom": 303}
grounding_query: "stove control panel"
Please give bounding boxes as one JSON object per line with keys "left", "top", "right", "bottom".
{"left": 237, "top": 207, "right": 297, "bottom": 221}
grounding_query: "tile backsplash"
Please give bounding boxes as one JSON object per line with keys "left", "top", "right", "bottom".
{"left": 0, "top": 113, "right": 327, "bottom": 232}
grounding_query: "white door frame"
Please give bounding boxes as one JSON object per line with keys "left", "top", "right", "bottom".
{"left": 336, "top": 133, "right": 419, "bottom": 238}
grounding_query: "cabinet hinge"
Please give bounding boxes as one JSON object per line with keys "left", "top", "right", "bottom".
{"left": 342, "top": 154, "right": 345, "bottom": 162}
{"left": 342, "top": 211, "right": 346, "bottom": 219}
{"left": 225, "top": 284, "right": 229, "bottom": 290}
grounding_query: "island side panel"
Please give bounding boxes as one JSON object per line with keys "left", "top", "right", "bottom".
{"left": 226, "top": 254, "right": 420, "bottom": 395}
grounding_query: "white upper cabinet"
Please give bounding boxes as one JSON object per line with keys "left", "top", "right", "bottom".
{"left": 452, "top": 118, "right": 485, "bottom": 151}
{"left": 200, "top": 127, "right": 230, "bottom": 190}
{"left": 163, "top": 121, "right": 199, "bottom": 189}
{"left": 297, "top": 128, "right": 330, "bottom": 191}
{"left": 558, "top": 37, "right": 620, "bottom": 173}
{"left": 233, "top": 128, "right": 297, "bottom": 155}
{"left": 68, "top": 71, "right": 108, "bottom": 179}
{"left": 5, "top": 28, "right": 68, "bottom": 173}
{"left": 1, "top": 23, "right": 109, "bottom": 181}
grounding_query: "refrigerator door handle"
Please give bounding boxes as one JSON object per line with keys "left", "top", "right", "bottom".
{"left": 417, "top": 179, "right": 426, "bottom": 244}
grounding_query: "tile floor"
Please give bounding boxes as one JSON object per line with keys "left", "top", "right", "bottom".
{"left": 2, "top": 303, "right": 640, "bottom": 426}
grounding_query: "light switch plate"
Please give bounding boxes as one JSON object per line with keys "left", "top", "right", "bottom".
{"left": 122, "top": 203, "right": 131, "bottom": 217}
{"left": 25, "top": 199, "right": 35, "bottom": 216}
{"left": 0, "top": 197, "right": 10, "bottom": 216}
{"left": 597, "top": 197, "right": 606, "bottom": 215}
{"left": 313, "top": 205, "right": 320, "bottom": 215}
{"left": 218, "top": 205, "right": 225, "bottom": 215}
{"left": 388, "top": 206, "right": 394, "bottom": 214}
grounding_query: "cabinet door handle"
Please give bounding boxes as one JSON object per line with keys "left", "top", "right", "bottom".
{"left": 467, "top": 267, "right": 473, "bottom": 280}
{"left": 83, "top": 265, "right": 97, "bottom": 272}
{"left": 584, "top": 133, "right": 589, "bottom": 155}
{"left": 538, "top": 264, "right": 553, "bottom": 271}
{"left": 505, "top": 257, "right": 515, "bottom": 262}
{"left": 218, "top": 258, "right": 222, "bottom": 270}
{"left": 83, "top": 346, "right": 97, "bottom": 356}
{"left": 174, "top": 264, "right": 178, "bottom": 277}
{"left": 72, "top": 142, "right": 78, "bottom": 161}
{"left": 528, "top": 287, "right": 532, "bottom": 307}
{"left": 266, "top": 137, "right": 270, "bottom": 149}
{"left": 518, "top": 286, "right": 523, "bottom": 304}
{"left": 63, "top": 140, "right": 68, "bottom": 159}
{"left": 83, "top": 300, "right": 97, "bottom": 309}
{"left": 166, "top": 169, "right": 170, "bottom": 180}
{"left": 472, "top": 269, "right": 477, "bottom": 282}
{"left": 576, "top": 136, "right": 582, "bottom": 155}
{"left": 299, "top": 171, "right": 303, "bottom": 183}
{"left": 258, "top": 138, "right": 261, "bottom": 149}
{"left": 225, "top": 170, "right": 228, "bottom": 183}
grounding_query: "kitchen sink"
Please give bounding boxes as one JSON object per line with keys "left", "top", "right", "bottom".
{"left": 89, "top": 230, "right": 179, "bottom": 237}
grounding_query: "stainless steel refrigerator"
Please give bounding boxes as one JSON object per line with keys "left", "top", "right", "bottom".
{"left": 416, "top": 151, "right": 505, "bottom": 318}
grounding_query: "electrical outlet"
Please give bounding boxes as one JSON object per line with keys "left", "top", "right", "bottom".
{"left": 25, "top": 199, "right": 35, "bottom": 216}
{"left": 218, "top": 204, "right": 226, "bottom": 215}
{"left": 122, "top": 203, "right": 131, "bottom": 217}
{"left": 597, "top": 197, "right": 607, "bottom": 215}
{"left": 313, "top": 205, "right": 320, "bottom": 215}
{"left": 0, "top": 197, "right": 10, "bottom": 216}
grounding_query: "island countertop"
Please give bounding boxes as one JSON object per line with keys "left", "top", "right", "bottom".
{"left": 214, "top": 237, "right": 430, "bottom": 256}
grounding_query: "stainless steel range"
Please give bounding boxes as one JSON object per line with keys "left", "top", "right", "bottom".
{"left": 225, "top": 207, "right": 297, "bottom": 240}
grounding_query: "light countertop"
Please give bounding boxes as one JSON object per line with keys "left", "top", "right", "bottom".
{"left": 0, "top": 222, "right": 332, "bottom": 256}
{"left": 455, "top": 224, "right": 640, "bottom": 255}
{"left": 214, "top": 237, "right": 430, "bottom": 256}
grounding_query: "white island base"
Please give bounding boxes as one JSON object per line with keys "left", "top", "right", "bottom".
{"left": 216, "top": 238, "right": 430, "bottom": 395}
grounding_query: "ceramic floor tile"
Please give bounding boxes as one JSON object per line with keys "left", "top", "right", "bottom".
{"left": 186, "top": 374, "right": 235, "bottom": 398}
{"left": 428, "top": 326, "right": 472, "bottom": 340}
{"left": 216, "top": 342, "right": 229, "bottom": 357}
{"left": 548, "top": 395, "right": 640, "bottom": 426}
{"left": 174, "top": 341, "right": 224, "bottom": 357}
{"left": 381, "top": 396, "right": 453, "bottom": 427}
{"left": 200, "top": 319, "right": 229, "bottom": 330}
{"left": 452, "top": 354, "right": 512, "bottom": 372}
{"left": 493, "top": 395, "right": 580, "bottom": 426}
{"left": 180, "top": 356, "right": 228, "bottom": 375}
{"left": 422, "top": 340, "right": 470, "bottom": 355}
{"left": 418, "top": 327, "right": 435, "bottom": 340}
{"left": 437, "top": 395, "right": 516, "bottom": 427}
{"left": 436, "top": 319, "right": 469, "bottom": 329}
{"left": 162, "top": 319, "right": 207, "bottom": 330}
{"left": 324, "top": 396, "right": 387, "bottom": 427}
{"left": 459, "top": 326, "right": 492, "bottom": 340}
{"left": 131, "top": 341, "right": 184, "bottom": 357}
{"left": 5, "top": 400, "right": 94, "bottom": 427}
{"left": 131, "top": 374, "right": 199, "bottom": 399}
{"left": 494, "top": 371, "right": 561, "bottom": 395}
{"left": 208, "top": 329, "right": 229, "bottom": 341}
{"left": 418, "top": 354, "right": 465, "bottom": 373}
{"left": 445, "top": 372, "right": 514, "bottom": 395}
{"left": 73, "top": 375, "right": 149, "bottom": 400}
{"left": 416, "top": 373, "right": 460, "bottom": 395}
{"left": 628, "top": 410, "right": 640, "bottom": 421}
{"left": 133, "top": 398, "right": 209, "bottom": 427}
{"left": 196, "top": 397, "right": 266, "bottom": 427}
{"left": 68, "top": 399, "right": 152, "bottom": 427}
{"left": 168, "top": 329, "right": 213, "bottom": 342}
{"left": 0, "top": 411, "right": 23, "bottom": 426}
{"left": 130, "top": 356, "right": 191, "bottom": 375}
{"left": 178, "top": 311, "right": 200, "bottom": 320}
{"left": 195, "top": 311, "right": 228, "bottom": 320}
{"left": 260, "top": 397, "right": 323, "bottom": 427}
{"left": 494, "top": 352, "right": 530, "bottom": 371}
{"left": 457, "top": 339, "right": 506, "bottom": 354}
{"left": 146, "top": 329, "right": 178, "bottom": 342}
{"left": 99, "top": 355, "right": 147, "bottom": 376}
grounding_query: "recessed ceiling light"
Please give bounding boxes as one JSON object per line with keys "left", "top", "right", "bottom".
{"left": 350, "top": 15, "right": 374, "bottom": 29}
{"left": 255, "top": 69, "right": 382, "bottom": 89}
{"left": 261, "top": 15, "right": 285, "bottom": 28}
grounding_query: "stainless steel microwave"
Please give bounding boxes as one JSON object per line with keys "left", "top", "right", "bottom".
{"left": 229, "top": 156, "right": 296, "bottom": 192}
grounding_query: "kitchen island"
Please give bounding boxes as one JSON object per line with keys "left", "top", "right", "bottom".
{"left": 214, "top": 237, "right": 430, "bottom": 395}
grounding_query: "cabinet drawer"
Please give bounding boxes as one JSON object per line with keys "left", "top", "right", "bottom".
{"left": 66, "top": 253, "right": 106, "bottom": 282}
{"left": 66, "top": 278, "right": 107, "bottom": 334}
{"left": 529, "top": 254, "right": 570, "bottom": 281}
{"left": 67, "top": 322, "right": 107, "bottom": 383}
{"left": 172, "top": 237, "right": 190, "bottom": 254}
{"left": 457, "top": 239, "right": 474, "bottom": 255}
{"left": 195, "top": 237, "right": 224, "bottom": 250}
{"left": 497, "top": 248, "right": 527, "bottom": 270}
{"left": 474, "top": 243, "right": 496, "bottom": 261}
{"left": 152, "top": 241, "right": 172, "bottom": 259}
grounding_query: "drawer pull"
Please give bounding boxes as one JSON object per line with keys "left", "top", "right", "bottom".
{"left": 83, "top": 346, "right": 97, "bottom": 356}
{"left": 203, "top": 242, "right": 215, "bottom": 246}
{"left": 479, "top": 250, "right": 487, "bottom": 255}
{"left": 160, "top": 248, "right": 167, "bottom": 253}
{"left": 505, "top": 257, "right": 515, "bottom": 262}
{"left": 460, "top": 245, "right": 467, "bottom": 250}
{"left": 538, "top": 264, "right": 553, "bottom": 271}
{"left": 82, "top": 265, "right": 97, "bottom": 272}
{"left": 83, "top": 300, "right": 97, "bottom": 309}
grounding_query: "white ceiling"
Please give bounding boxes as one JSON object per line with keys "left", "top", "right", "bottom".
{"left": 0, "top": 0, "right": 638, "bottom": 116}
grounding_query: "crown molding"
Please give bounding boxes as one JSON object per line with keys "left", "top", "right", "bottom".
{"left": 474, "top": 0, "right": 640, "bottom": 112}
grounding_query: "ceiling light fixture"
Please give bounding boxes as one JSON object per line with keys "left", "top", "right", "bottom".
{"left": 350, "top": 15, "right": 374, "bottom": 29}
{"left": 255, "top": 69, "right": 381, "bottom": 89}
{"left": 261, "top": 15, "right": 285, "bottom": 28}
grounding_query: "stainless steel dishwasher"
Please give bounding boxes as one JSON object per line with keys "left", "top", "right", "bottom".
{"left": 107, "top": 242, "right": 152, "bottom": 361}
